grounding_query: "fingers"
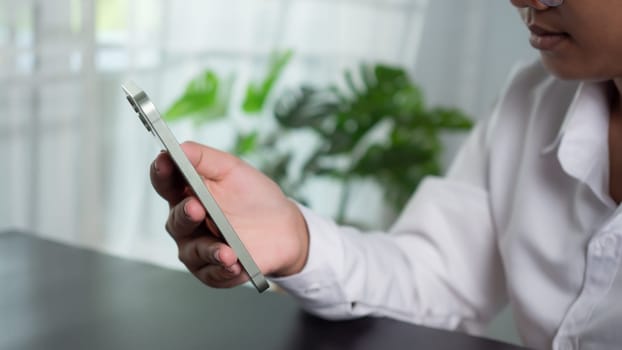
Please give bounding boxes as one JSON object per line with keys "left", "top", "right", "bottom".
{"left": 165, "top": 197, "right": 206, "bottom": 241}
{"left": 193, "top": 263, "right": 249, "bottom": 288}
{"left": 178, "top": 235, "right": 248, "bottom": 288}
{"left": 153, "top": 141, "right": 252, "bottom": 289}
{"left": 177, "top": 235, "right": 238, "bottom": 270}
{"left": 150, "top": 151, "right": 186, "bottom": 206}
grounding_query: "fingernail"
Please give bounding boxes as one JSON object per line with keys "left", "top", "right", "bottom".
{"left": 183, "top": 202, "right": 191, "bottom": 218}
{"left": 225, "top": 265, "right": 236, "bottom": 274}
{"left": 153, "top": 159, "right": 160, "bottom": 173}
{"left": 213, "top": 249, "right": 221, "bottom": 263}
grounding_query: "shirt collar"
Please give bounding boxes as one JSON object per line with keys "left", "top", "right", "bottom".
{"left": 543, "top": 81, "right": 612, "bottom": 205}
{"left": 541, "top": 82, "right": 608, "bottom": 155}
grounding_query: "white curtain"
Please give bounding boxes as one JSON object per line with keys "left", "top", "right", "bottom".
{"left": 0, "top": 0, "right": 535, "bottom": 267}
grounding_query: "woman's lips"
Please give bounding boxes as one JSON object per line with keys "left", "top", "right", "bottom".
{"left": 528, "top": 24, "right": 569, "bottom": 51}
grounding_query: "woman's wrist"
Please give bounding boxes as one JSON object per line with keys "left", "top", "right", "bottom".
{"left": 271, "top": 202, "right": 310, "bottom": 277}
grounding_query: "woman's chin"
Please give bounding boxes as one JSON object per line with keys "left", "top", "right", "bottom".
{"left": 540, "top": 56, "right": 619, "bottom": 82}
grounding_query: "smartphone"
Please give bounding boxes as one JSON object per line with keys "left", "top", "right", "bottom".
{"left": 122, "top": 80, "right": 269, "bottom": 293}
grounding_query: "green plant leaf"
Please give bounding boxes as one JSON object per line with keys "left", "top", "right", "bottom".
{"left": 374, "top": 65, "right": 408, "bottom": 88}
{"left": 242, "top": 50, "right": 294, "bottom": 113}
{"left": 274, "top": 86, "right": 339, "bottom": 132}
{"left": 343, "top": 69, "right": 361, "bottom": 98}
{"left": 164, "top": 70, "right": 231, "bottom": 123}
{"left": 426, "top": 107, "right": 474, "bottom": 129}
{"left": 233, "top": 131, "right": 259, "bottom": 156}
{"left": 360, "top": 64, "right": 376, "bottom": 92}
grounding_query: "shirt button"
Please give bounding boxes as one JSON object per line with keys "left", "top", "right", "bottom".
{"left": 600, "top": 234, "right": 617, "bottom": 257}
{"left": 590, "top": 240, "right": 604, "bottom": 256}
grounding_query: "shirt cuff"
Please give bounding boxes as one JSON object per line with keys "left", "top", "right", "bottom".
{"left": 269, "top": 203, "right": 351, "bottom": 317}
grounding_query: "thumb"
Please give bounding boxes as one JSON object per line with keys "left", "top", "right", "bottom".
{"left": 180, "top": 141, "right": 241, "bottom": 181}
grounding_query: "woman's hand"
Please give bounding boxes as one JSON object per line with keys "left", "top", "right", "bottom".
{"left": 150, "top": 141, "right": 309, "bottom": 288}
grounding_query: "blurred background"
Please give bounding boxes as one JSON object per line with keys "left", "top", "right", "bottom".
{"left": 0, "top": 0, "right": 536, "bottom": 344}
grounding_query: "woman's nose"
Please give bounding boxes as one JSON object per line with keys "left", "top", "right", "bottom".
{"left": 510, "top": 0, "right": 563, "bottom": 9}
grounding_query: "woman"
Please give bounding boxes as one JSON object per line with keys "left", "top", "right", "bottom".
{"left": 150, "top": 1, "right": 622, "bottom": 349}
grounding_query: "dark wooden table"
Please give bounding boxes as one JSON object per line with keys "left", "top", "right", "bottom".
{"left": 0, "top": 231, "right": 527, "bottom": 349}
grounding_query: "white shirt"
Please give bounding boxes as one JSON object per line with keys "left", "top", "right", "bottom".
{"left": 272, "top": 60, "right": 622, "bottom": 350}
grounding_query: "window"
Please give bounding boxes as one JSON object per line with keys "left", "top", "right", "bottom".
{"left": 0, "top": 0, "right": 428, "bottom": 266}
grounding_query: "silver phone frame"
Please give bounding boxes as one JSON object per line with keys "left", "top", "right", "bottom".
{"left": 122, "top": 80, "right": 269, "bottom": 293}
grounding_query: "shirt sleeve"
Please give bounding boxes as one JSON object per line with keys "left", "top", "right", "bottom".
{"left": 270, "top": 121, "right": 507, "bottom": 335}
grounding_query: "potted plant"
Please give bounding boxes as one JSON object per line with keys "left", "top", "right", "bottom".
{"left": 164, "top": 51, "right": 473, "bottom": 228}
